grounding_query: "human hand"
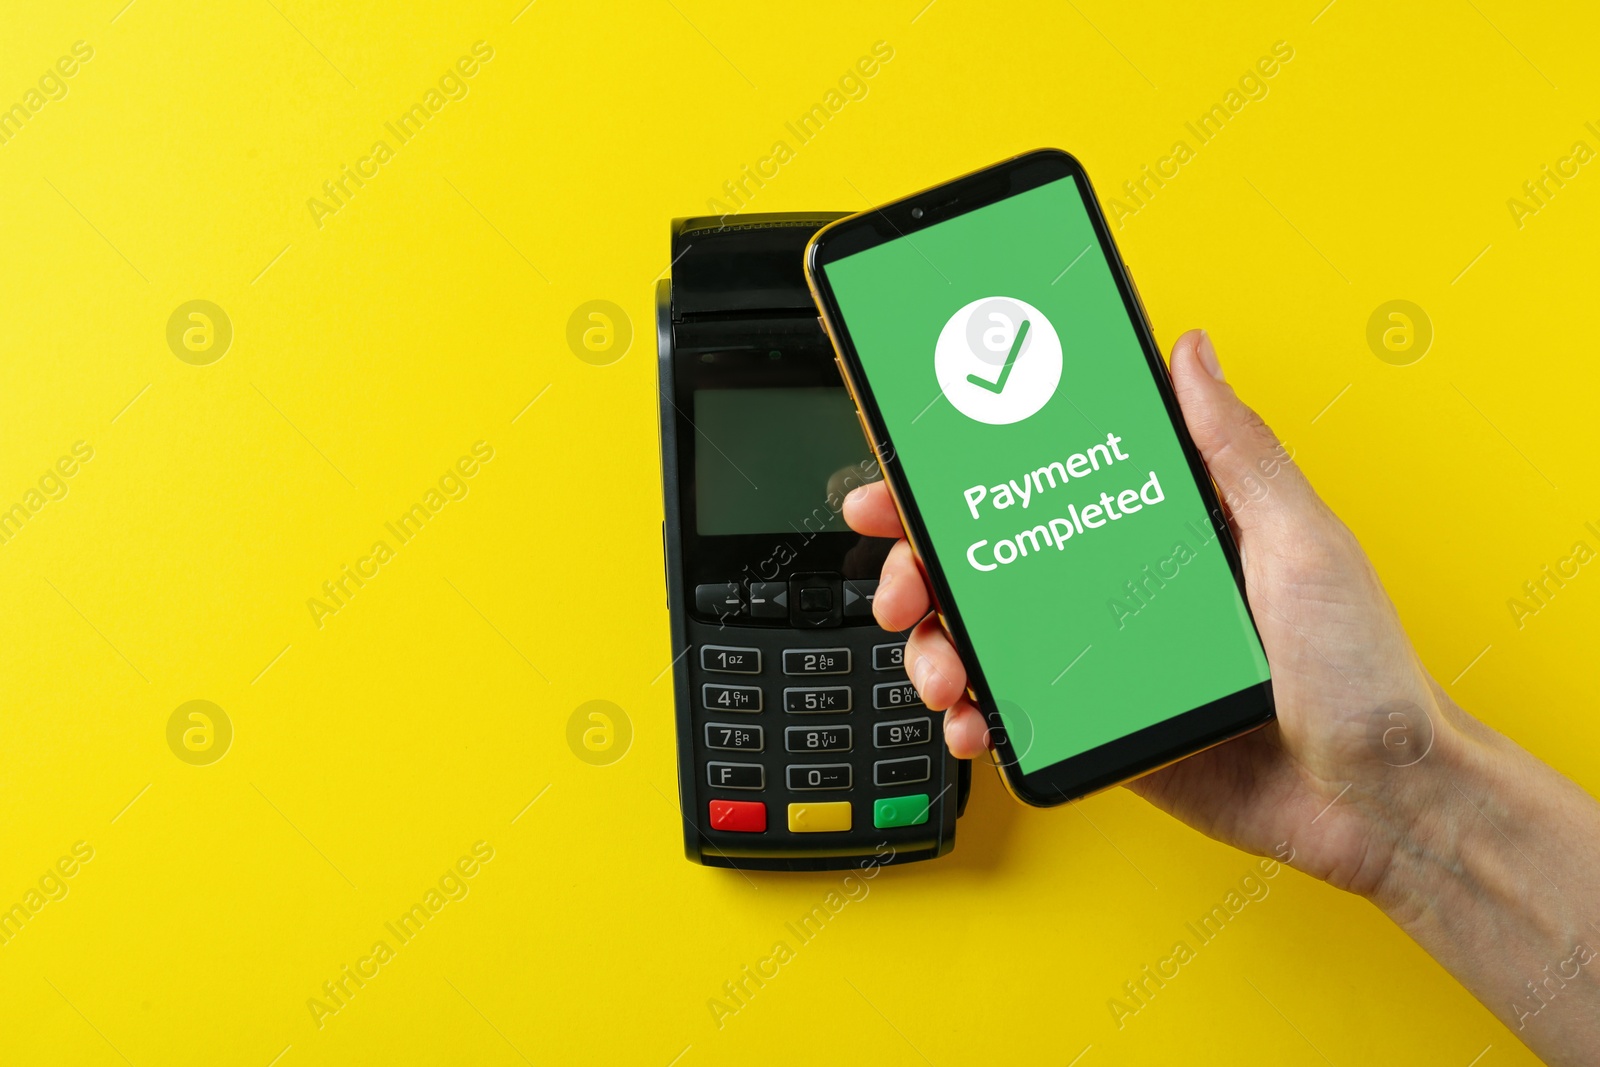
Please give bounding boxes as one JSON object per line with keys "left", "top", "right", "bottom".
{"left": 842, "top": 328, "right": 1460, "bottom": 897}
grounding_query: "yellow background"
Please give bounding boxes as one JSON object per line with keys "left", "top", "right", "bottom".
{"left": 1, "top": 1, "right": 1595, "bottom": 1063}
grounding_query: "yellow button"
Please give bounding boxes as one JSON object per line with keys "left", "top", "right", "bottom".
{"left": 787, "top": 801, "right": 852, "bottom": 833}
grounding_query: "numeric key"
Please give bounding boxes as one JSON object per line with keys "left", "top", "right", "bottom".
{"left": 785, "top": 725, "right": 852, "bottom": 753}
{"left": 872, "top": 642, "right": 905, "bottom": 671}
{"left": 787, "top": 764, "right": 852, "bottom": 790}
{"left": 874, "top": 717, "right": 932, "bottom": 748}
{"left": 783, "top": 686, "right": 852, "bottom": 714}
{"left": 783, "top": 648, "right": 850, "bottom": 675}
{"left": 705, "top": 723, "right": 763, "bottom": 751}
{"left": 702, "top": 645, "right": 760, "bottom": 674}
{"left": 873, "top": 681, "right": 923, "bottom": 710}
{"left": 702, "top": 683, "right": 761, "bottom": 712}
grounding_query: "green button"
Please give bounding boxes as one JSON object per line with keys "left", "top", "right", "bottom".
{"left": 873, "top": 793, "right": 930, "bottom": 829}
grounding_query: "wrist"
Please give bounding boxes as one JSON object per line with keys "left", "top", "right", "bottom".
{"left": 1357, "top": 697, "right": 1600, "bottom": 1060}
{"left": 1360, "top": 695, "right": 1576, "bottom": 932}
{"left": 1357, "top": 697, "right": 1492, "bottom": 922}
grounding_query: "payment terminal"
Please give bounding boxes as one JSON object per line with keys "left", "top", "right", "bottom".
{"left": 656, "top": 212, "right": 970, "bottom": 871}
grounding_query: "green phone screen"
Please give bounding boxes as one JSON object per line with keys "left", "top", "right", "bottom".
{"left": 822, "top": 176, "right": 1270, "bottom": 774}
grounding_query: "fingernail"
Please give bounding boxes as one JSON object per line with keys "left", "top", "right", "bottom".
{"left": 844, "top": 485, "right": 867, "bottom": 506}
{"left": 1197, "top": 330, "right": 1225, "bottom": 382}
{"left": 911, "top": 655, "right": 931, "bottom": 690}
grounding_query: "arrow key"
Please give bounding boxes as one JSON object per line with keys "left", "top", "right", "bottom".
{"left": 842, "top": 578, "right": 878, "bottom": 618}
{"left": 749, "top": 581, "right": 787, "bottom": 619}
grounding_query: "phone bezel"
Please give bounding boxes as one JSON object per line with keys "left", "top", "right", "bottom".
{"left": 805, "top": 148, "right": 1275, "bottom": 807}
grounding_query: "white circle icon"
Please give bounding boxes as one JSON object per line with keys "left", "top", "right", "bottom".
{"left": 934, "top": 296, "right": 1062, "bottom": 425}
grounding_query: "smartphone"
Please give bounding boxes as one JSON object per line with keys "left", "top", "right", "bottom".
{"left": 804, "top": 149, "right": 1274, "bottom": 806}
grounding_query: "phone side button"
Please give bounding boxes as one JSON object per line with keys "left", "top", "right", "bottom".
{"left": 1124, "top": 262, "right": 1154, "bottom": 327}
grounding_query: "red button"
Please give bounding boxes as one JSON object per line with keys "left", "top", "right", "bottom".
{"left": 709, "top": 800, "right": 766, "bottom": 833}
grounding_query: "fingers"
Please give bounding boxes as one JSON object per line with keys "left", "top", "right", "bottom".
{"left": 847, "top": 480, "right": 929, "bottom": 633}
{"left": 903, "top": 615, "right": 989, "bottom": 759}
{"left": 872, "top": 539, "right": 929, "bottom": 632}
{"left": 1168, "top": 329, "right": 1320, "bottom": 534}
{"left": 942, "top": 699, "right": 990, "bottom": 759}
{"left": 841, "top": 481, "right": 905, "bottom": 540}
{"left": 905, "top": 614, "right": 967, "bottom": 710}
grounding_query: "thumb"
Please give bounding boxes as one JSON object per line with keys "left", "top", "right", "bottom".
{"left": 1168, "top": 329, "right": 1316, "bottom": 535}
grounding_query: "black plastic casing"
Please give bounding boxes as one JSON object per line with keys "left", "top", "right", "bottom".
{"left": 657, "top": 213, "right": 969, "bottom": 871}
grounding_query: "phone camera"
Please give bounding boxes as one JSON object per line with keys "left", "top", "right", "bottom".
{"left": 910, "top": 207, "right": 925, "bottom": 220}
